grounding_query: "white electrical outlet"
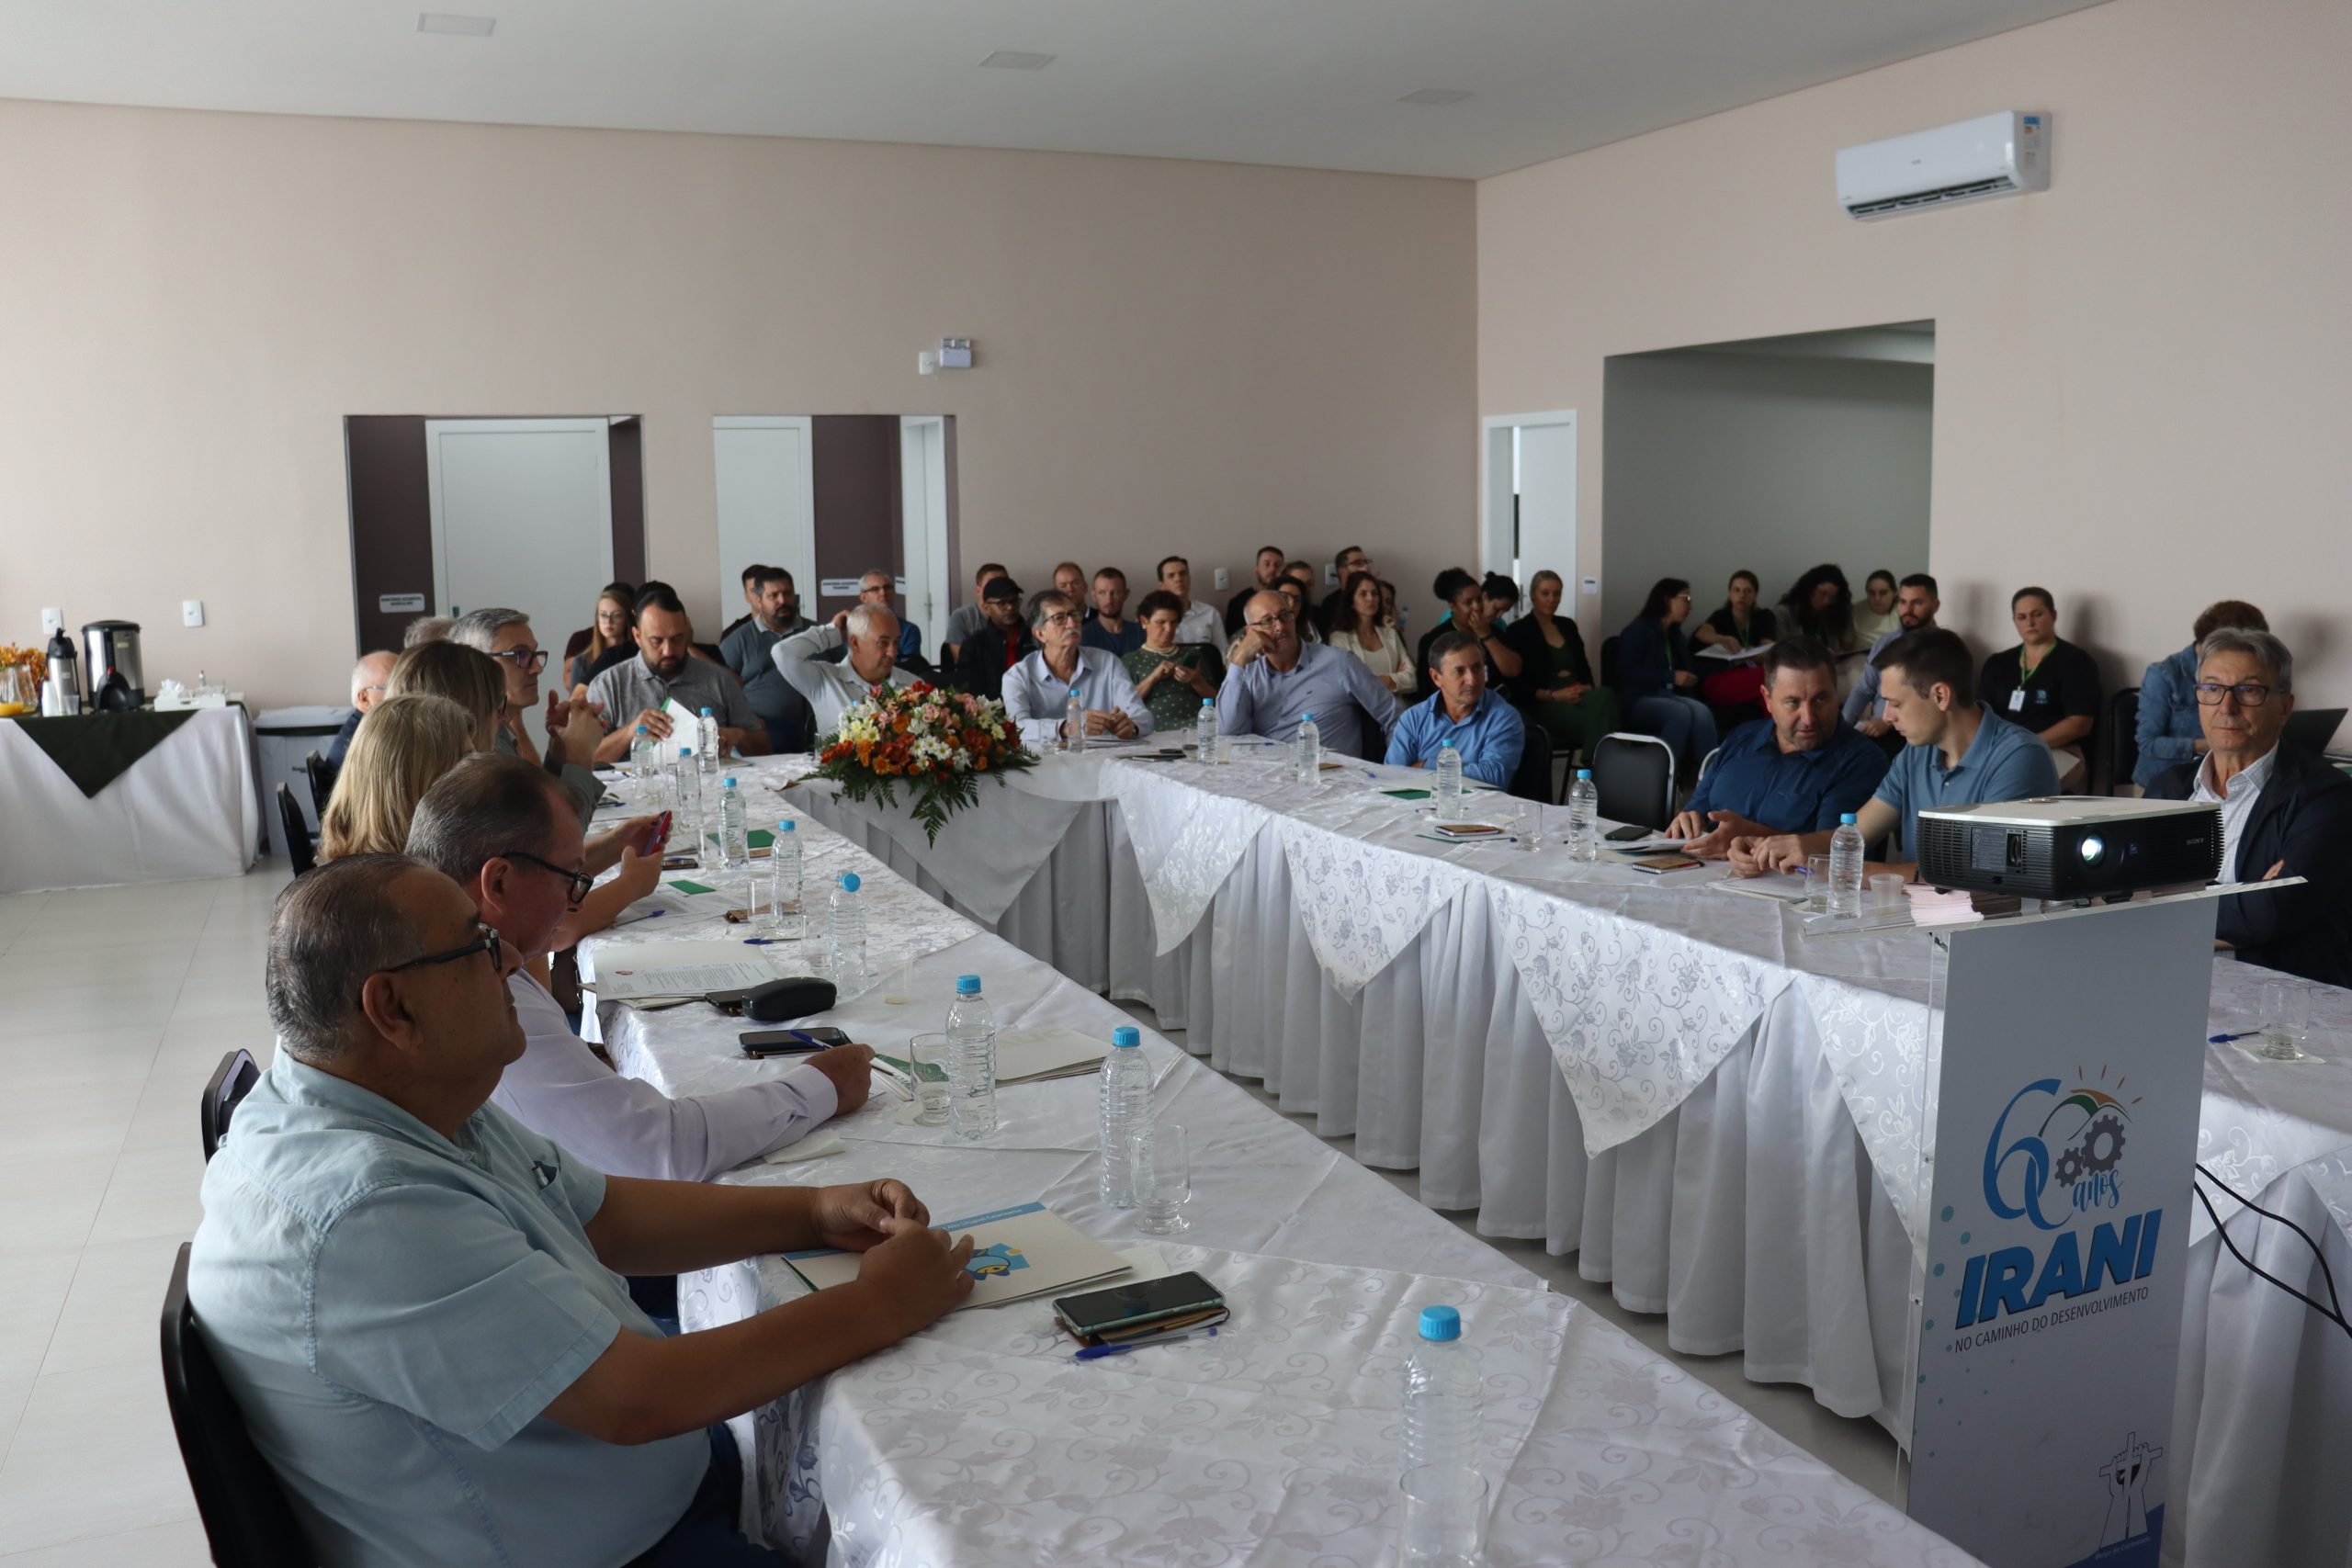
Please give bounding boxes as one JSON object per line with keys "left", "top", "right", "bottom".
{"left": 41, "top": 607, "right": 62, "bottom": 637}
{"left": 183, "top": 599, "right": 206, "bottom": 627}
{"left": 1213, "top": 567, "right": 1229, "bottom": 590}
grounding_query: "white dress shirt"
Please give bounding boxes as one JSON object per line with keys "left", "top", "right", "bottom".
{"left": 494, "top": 970, "right": 837, "bottom": 1180}
{"left": 2190, "top": 746, "right": 2276, "bottom": 883}
{"left": 771, "top": 622, "right": 916, "bottom": 739}
{"left": 1001, "top": 648, "right": 1155, "bottom": 747}
{"left": 1174, "top": 600, "right": 1224, "bottom": 649}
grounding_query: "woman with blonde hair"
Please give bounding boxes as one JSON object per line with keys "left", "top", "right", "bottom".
{"left": 384, "top": 639, "right": 507, "bottom": 751}
{"left": 315, "top": 694, "right": 476, "bottom": 863}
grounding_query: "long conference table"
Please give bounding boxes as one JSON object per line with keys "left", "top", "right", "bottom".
{"left": 770, "top": 739, "right": 2352, "bottom": 1568}
{"left": 572, "top": 759, "right": 1979, "bottom": 1567}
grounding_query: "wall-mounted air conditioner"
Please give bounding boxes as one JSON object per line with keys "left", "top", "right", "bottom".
{"left": 1837, "top": 111, "right": 2049, "bottom": 220}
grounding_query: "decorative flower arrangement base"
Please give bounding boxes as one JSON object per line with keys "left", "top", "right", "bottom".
{"left": 809, "top": 682, "right": 1037, "bottom": 844}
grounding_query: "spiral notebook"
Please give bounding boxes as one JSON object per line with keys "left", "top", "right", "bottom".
{"left": 782, "top": 1202, "right": 1131, "bottom": 1310}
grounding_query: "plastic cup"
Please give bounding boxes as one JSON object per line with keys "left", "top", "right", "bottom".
{"left": 1870, "top": 873, "right": 1905, "bottom": 909}
{"left": 908, "top": 1033, "right": 952, "bottom": 1125}
{"left": 1804, "top": 854, "right": 1832, "bottom": 912}
{"left": 881, "top": 951, "right": 914, "bottom": 1007}
{"left": 2260, "top": 979, "right": 2311, "bottom": 1062}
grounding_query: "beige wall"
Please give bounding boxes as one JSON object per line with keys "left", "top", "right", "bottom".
{"left": 0, "top": 100, "right": 1475, "bottom": 709}
{"left": 1480, "top": 0, "right": 2352, "bottom": 717}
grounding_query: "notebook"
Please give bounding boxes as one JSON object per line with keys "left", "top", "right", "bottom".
{"left": 783, "top": 1202, "right": 1131, "bottom": 1311}
{"left": 993, "top": 1025, "right": 1117, "bottom": 1084}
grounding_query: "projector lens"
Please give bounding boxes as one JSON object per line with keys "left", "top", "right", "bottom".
{"left": 2079, "top": 835, "right": 2106, "bottom": 864}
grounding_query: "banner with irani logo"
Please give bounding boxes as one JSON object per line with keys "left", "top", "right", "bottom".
{"left": 1906, "top": 897, "right": 2218, "bottom": 1568}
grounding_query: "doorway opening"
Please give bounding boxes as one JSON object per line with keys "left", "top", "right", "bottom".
{"left": 1480, "top": 409, "right": 1579, "bottom": 615}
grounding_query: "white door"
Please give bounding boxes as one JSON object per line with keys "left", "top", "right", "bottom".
{"left": 713, "top": 417, "right": 816, "bottom": 627}
{"left": 424, "top": 417, "right": 616, "bottom": 752}
{"left": 899, "top": 416, "right": 950, "bottom": 649}
{"left": 1482, "top": 410, "right": 1578, "bottom": 610}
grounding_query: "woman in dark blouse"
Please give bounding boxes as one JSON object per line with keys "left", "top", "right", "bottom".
{"left": 1691, "top": 569, "right": 1778, "bottom": 716}
{"left": 1504, "top": 570, "right": 1620, "bottom": 761}
{"left": 1614, "top": 577, "right": 1719, "bottom": 770}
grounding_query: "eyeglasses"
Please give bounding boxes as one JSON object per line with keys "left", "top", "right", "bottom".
{"left": 490, "top": 649, "right": 550, "bottom": 672}
{"left": 1247, "top": 614, "right": 1295, "bottom": 629}
{"left": 2194, "top": 682, "right": 2281, "bottom": 707}
{"left": 1039, "top": 611, "right": 1079, "bottom": 628}
{"left": 363, "top": 920, "right": 503, "bottom": 1004}
{"left": 498, "top": 849, "right": 594, "bottom": 905}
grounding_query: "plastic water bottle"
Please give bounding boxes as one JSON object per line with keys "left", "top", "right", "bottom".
{"left": 1295, "top": 711, "right": 1321, "bottom": 784}
{"left": 1567, "top": 768, "right": 1600, "bottom": 862}
{"left": 946, "top": 975, "right": 999, "bottom": 1140}
{"left": 764, "top": 819, "right": 801, "bottom": 938}
{"left": 669, "top": 747, "right": 701, "bottom": 846}
{"left": 828, "top": 873, "right": 868, "bottom": 996}
{"left": 716, "top": 777, "right": 748, "bottom": 870}
{"left": 628, "top": 723, "right": 657, "bottom": 777}
{"left": 1192, "top": 697, "right": 1216, "bottom": 762}
{"left": 697, "top": 706, "right": 720, "bottom": 777}
{"left": 1829, "top": 811, "right": 1866, "bottom": 918}
{"left": 1097, "top": 1026, "right": 1153, "bottom": 1208}
{"left": 1402, "top": 1304, "right": 1484, "bottom": 1474}
{"left": 1433, "top": 743, "right": 1464, "bottom": 821}
{"left": 1064, "top": 684, "right": 1084, "bottom": 753}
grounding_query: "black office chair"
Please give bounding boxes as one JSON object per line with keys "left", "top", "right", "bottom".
{"left": 1599, "top": 635, "right": 1620, "bottom": 690}
{"left": 1591, "top": 732, "right": 1676, "bottom": 829}
{"left": 1508, "top": 718, "right": 1555, "bottom": 804}
{"left": 276, "top": 784, "right": 315, "bottom": 875}
{"left": 301, "top": 750, "right": 336, "bottom": 819}
{"left": 161, "top": 1244, "right": 317, "bottom": 1568}
{"left": 2109, "top": 687, "right": 2140, "bottom": 795}
{"left": 201, "top": 1049, "right": 261, "bottom": 1163}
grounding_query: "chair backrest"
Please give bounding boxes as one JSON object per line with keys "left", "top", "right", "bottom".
{"left": 276, "top": 784, "right": 316, "bottom": 875}
{"left": 1591, "top": 731, "right": 1677, "bottom": 829}
{"left": 1508, "top": 717, "right": 1555, "bottom": 804}
{"left": 2108, "top": 687, "right": 2140, "bottom": 795}
{"left": 201, "top": 1049, "right": 261, "bottom": 1163}
{"left": 1599, "top": 635, "right": 1621, "bottom": 689}
{"left": 160, "top": 1243, "right": 317, "bottom": 1568}
{"left": 1694, "top": 746, "right": 1723, "bottom": 786}
{"left": 301, "top": 750, "right": 335, "bottom": 819}
{"left": 2283, "top": 706, "right": 2347, "bottom": 757}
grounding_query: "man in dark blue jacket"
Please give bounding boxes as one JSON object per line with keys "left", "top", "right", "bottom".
{"left": 2145, "top": 627, "right": 2352, "bottom": 987}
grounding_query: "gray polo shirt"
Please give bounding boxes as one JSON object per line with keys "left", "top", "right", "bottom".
{"left": 1873, "top": 705, "right": 2063, "bottom": 859}
{"left": 718, "top": 615, "right": 815, "bottom": 728}
{"left": 587, "top": 651, "right": 759, "bottom": 742}
{"left": 187, "top": 1055, "right": 705, "bottom": 1568}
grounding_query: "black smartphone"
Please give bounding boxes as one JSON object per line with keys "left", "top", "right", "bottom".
{"left": 1605, "top": 824, "right": 1652, "bottom": 842}
{"left": 740, "top": 1026, "right": 851, "bottom": 1055}
{"left": 1054, "top": 1271, "right": 1227, "bottom": 1338}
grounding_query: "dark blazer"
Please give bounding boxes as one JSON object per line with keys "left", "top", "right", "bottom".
{"left": 1612, "top": 615, "right": 1690, "bottom": 706}
{"left": 1501, "top": 614, "right": 1595, "bottom": 705}
{"left": 2148, "top": 744, "right": 2352, "bottom": 988}
{"left": 950, "top": 626, "right": 1041, "bottom": 704}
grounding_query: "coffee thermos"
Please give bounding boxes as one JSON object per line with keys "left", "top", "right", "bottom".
{"left": 82, "top": 621, "right": 145, "bottom": 710}
{"left": 40, "top": 629, "right": 80, "bottom": 716}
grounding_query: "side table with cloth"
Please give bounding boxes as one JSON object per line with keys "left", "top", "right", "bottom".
{"left": 572, "top": 798, "right": 1979, "bottom": 1568}
{"left": 0, "top": 706, "right": 260, "bottom": 893}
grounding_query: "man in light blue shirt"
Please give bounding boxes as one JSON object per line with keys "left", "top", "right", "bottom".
{"left": 1733, "top": 627, "right": 2059, "bottom": 875}
{"left": 189, "top": 855, "right": 976, "bottom": 1568}
{"left": 1385, "top": 630, "right": 1525, "bottom": 787}
{"left": 1219, "top": 589, "right": 1400, "bottom": 759}
{"left": 1840, "top": 573, "right": 1940, "bottom": 737}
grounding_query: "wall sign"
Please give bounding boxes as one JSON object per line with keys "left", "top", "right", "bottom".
{"left": 379, "top": 592, "right": 427, "bottom": 614}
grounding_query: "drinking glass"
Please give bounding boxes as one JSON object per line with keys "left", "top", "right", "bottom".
{"left": 1127, "top": 1123, "right": 1193, "bottom": 1234}
{"left": 1804, "top": 853, "right": 1832, "bottom": 912}
{"left": 1870, "top": 873, "right": 1905, "bottom": 910}
{"left": 1398, "top": 1464, "right": 1489, "bottom": 1568}
{"left": 908, "top": 1033, "right": 952, "bottom": 1126}
{"left": 881, "top": 950, "right": 914, "bottom": 1007}
{"left": 2260, "top": 979, "right": 2312, "bottom": 1063}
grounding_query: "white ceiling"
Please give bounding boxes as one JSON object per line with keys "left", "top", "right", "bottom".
{"left": 0, "top": 0, "right": 2109, "bottom": 179}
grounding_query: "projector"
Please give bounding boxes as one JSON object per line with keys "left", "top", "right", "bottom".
{"left": 1916, "top": 797, "right": 2222, "bottom": 900}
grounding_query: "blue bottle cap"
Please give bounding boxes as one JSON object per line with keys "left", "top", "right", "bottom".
{"left": 956, "top": 975, "right": 981, "bottom": 996}
{"left": 1300, "top": 711, "right": 1315, "bottom": 721}
{"left": 700, "top": 705, "right": 714, "bottom": 716}
{"left": 1417, "top": 1305, "right": 1462, "bottom": 1342}
{"left": 724, "top": 777, "right": 738, "bottom": 788}
{"left": 1576, "top": 768, "right": 1591, "bottom": 780}
{"left": 775, "top": 819, "right": 795, "bottom": 832}
{"left": 1840, "top": 812, "right": 1858, "bottom": 825}
{"left": 678, "top": 746, "right": 692, "bottom": 757}
{"left": 838, "top": 873, "right": 860, "bottom": 892}
{"left": 1112, "top": 1026, "right": 1140, "bottom": 1048}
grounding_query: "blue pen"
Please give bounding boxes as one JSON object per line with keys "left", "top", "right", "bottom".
{"left": 2210, "top": 1030, "right": 2263, "bottom": 1044}
{"left": 612, "top": 907, "right": 666, "bottom": 928}
{"left": 785, "top": 1029, "right": 829, "bottom": 1049}
{"left": 742, "top": 937, "right": 784, "bottom": 946}
{"left": 1074, "top": 1325, "right": 1219, "bottom": 1360}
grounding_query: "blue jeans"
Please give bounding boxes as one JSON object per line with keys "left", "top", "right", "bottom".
{"left": 627, "top": 1426, "right": 786, "bottom": 1567}
{"left": 1628, "top": 694, "right": 1718, "bottom": 772}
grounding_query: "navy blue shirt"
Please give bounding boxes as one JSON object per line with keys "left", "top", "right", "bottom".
{"left": 1081, "top": 616, "right": 1146, "bottom": 657}
{"left": 1685, "top": 716, "right": 1891, "bottom": 833}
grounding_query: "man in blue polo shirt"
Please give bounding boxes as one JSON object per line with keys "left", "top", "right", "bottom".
{"left": 1730, "top": 627, "right": 2059, "bottom": 877}
{"left": 1386, "top": 630, "right": 1526, "bottom": 787}
{"left": 1668, "top": 636, "right": 1888, "bottom": 858}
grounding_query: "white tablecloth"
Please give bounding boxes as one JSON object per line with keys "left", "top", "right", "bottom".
{"left": 574, "top": 787, "right": 1977, "bottom": 1568}
{"left": 0, "top": 705, "right": 261, "bottom": 893}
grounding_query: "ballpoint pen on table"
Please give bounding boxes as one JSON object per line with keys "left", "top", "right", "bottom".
{"left": 611, "top": 907, "right": 666, "bottom": 928}
{"left": 1074, "top": 1325, "right": 1220, "bottom": 1361}
{"left": 2210, "top": 1030, "right": 2264, "bottom": 1044}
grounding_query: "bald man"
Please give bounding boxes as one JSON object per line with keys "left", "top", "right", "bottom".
{"left": 327, "top": 651, "right": 398, "bottom": 768}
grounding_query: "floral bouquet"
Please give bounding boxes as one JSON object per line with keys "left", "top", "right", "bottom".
{"left": 810, "top": 681, "right": 1036, "bottom": 844}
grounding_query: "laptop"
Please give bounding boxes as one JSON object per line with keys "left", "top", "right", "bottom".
{"left": 2283, "top": 706, "right": 2346, "bottom": 755}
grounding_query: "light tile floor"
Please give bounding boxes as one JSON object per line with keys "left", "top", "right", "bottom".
{"left": 0, "top": 862, "right": 1894, "bottom": 1564}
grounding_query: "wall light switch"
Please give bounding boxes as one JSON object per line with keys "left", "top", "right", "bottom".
{"left": 183, "top": 599, "right": 206, "bottom": 627}
{"left": 1213, "top": 567, "right": 1229, "bottom": 590}
{"left": 918, "top": 351, "right": 937, "bottom": 376}
{"left": 41, "top": 607, "right": 63, "bottom": 636}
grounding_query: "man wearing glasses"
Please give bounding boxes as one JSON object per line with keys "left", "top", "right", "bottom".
{"left": 189, "top": 852, "right": 973, "bottom": 1566}
{"left": 2146, "top": 627, "right": 2352, "bottom": 986}
{"left": 408, "top": 753, "right": 875, "bottom": 1175}
{"left": 452, "top": 607, "right": 608, "bottom": 818}
{"left": 1216, "top": 589, "right": 1401, "bottom": 759}
{"left": 1001, "top": 590, "right": 1149, "bottom": 746}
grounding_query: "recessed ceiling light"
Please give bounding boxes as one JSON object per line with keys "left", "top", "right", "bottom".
{"left": 979, "top": 51, "right": 1056, "bottom": 71}
{"left": 417, "top": 13, "right": 496, "bottom": 37}
{"left": 1398, "top": 88, "right": 1473, "bottom": 107}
